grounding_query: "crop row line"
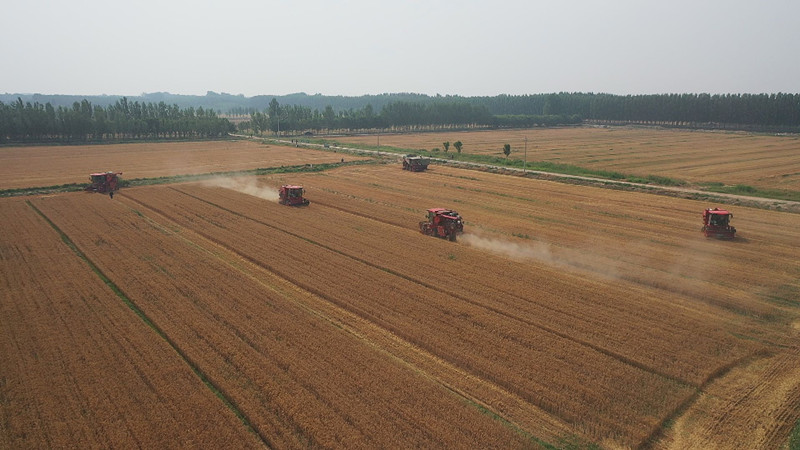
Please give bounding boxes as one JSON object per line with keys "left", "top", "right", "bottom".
{"left": 24, "top": 200, "right": 272, "bottom": 449}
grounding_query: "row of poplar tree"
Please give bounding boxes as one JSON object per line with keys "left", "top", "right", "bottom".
{"left": 240, "top": 98, "right": 579, "bottom": 134}
{"left": 2, "top": 92, "right": 799, "bottom": 143}
{"left": 0, "top": 97, "right": 235, "bottom": 143}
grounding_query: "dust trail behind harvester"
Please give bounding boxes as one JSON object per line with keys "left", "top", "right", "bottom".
{"left": 460, "top": 233, "right": 620, "bottom": 280}
{"left": 461, "top": 233, "right": 556, "bottom": 264}
{"left": 201, "top": 177, "right": 279, "bottom": 202}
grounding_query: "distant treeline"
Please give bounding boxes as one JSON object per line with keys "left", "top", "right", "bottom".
{"left": 239, "top": 98, "right": 579, "bottom": 134}
{"left": 6, "top": 91, "right": 799, "bottom": 129}
{"left": 2, "top": 91, "right": 799, "bottom": 142}
{"left": 477, "top": 92, "right": 800, "bottom": 128}
{"left": 0, "top": 97, "right": 235, "bottom": 143}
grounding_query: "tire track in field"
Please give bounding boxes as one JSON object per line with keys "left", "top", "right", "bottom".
{"left": 118, "top": 190, "right": 569, "bottom": 445}
{"left": 24, "top": 200, "right": 273, "bottom": 449}
{"left": 168, "top": 186, "right": 699, "bottom": 391}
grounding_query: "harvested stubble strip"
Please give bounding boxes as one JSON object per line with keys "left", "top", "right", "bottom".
{"left": 128, "top": 185, "right": 695, "bottom": 447}
{"left": 0, "top": 198, "right": 263, "bottom": 449}
{"left": 31, "top": 193, "right": 532, "bottom": 449}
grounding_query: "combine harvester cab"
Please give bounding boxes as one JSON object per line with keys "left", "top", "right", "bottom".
{"left": 702, "top": 207, "right": 736, "bottom": 239}
{"left": 86, "top": 172, "right": 122, "bottom": 194}
{"left": 279, "top": 185, "right": 310, "bottom": 206}
{"left": 419, "top": 208, "right": 464, "bottom": 242}
{"left": 402, "top": 155, "right": 430, "bottom": 172}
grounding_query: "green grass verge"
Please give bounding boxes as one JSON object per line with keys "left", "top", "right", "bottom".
{"left": 790, "top": 416, "right": 800, "bottom": 450}
{"left": 0, "top": 182, "right": 87, "bottom": 197}
{"left": 700, "top": 183, "right": 800, "bottom": 202}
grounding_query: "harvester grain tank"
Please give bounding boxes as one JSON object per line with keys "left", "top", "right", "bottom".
{"left": 279, "top": 185, "right": 310, "bottom": 206}
{"left": 403, "top": 155, "right": 429, "bottom": 172}
{"left": 702, "top": 208, "right": 736, "bottom": 239}
{"left": 419, "top": 208, "right": 464, "bottom": 241}
{"left": 86, "top": 172, "right": 122, "bottom": 194}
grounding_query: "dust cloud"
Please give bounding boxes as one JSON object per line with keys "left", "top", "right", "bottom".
{"left": 461, "top": 233, "right": 557, "bottom": 264}
{"left": 460, "top": 233, "right": 620, "bottom": 280}
{"left": 201, "top": 177, "right": 279, "bottom": 202}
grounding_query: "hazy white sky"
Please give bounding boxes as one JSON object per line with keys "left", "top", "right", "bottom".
{"left": 2, "top": 0, "right": 798, "bottom": 97}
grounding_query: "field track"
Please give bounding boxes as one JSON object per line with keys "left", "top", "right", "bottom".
{"left": 2, "top": 136, "right": 800, "bottom": 448}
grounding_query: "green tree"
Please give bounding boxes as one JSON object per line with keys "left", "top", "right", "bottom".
{"left": 322, "top": 105, "right": 336, "bottom": 128}
{"left": 503, "top": 143, "right": 511, "bottom": 158}
{"left": 268, "top": 98, "right": 281, "bottom": 133}
{"left": 443, "top": 141, "right": 450, "bottom": 153}
{"left": 250, "top": 111, "right": 268, "bottom": 135}
{"left": 454, "top": 141, "right": 463, "bottom": 154}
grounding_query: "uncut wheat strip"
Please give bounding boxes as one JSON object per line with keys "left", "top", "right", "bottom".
{"left": 135, "top": 187, "right": 694, "bottom": 444}
{"left": 0, "top": 198, "right": 263, "bottom": 449}
{"left": 33, "top": 193, "right": 533, "bottom": 448}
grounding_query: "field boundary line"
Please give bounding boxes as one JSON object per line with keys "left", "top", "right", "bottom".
{"left": 24, "top": 200, "right": 273, "bottom": 449}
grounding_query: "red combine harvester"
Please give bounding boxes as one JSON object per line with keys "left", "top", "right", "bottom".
{"left": 279, "top": 185, "right": 310, "bottom": 206}
{"left": 702, "top": 208, "right": 736, "bottom": 239}
{"left": 86, "top": 172, "right": 122, "bottom": 195}
{"left": 419, "top": 208, "right": 464, "bottom": 241}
